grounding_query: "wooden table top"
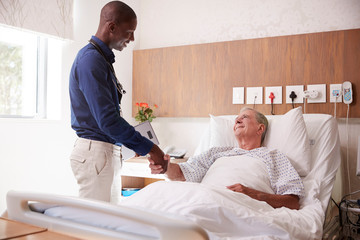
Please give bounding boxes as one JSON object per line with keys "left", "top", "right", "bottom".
{"left": 0, "top": 217, "right": 46, "bottom": 240}
{"left": 0, "top": 217, "right": 82, "bottom": 240}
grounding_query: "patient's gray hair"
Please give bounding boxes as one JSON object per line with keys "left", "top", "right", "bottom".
{"left": 240, "top": 107, "right": 268, "bottom": 145}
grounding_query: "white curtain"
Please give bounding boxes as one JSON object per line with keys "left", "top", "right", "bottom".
{"left": 0, "top": 0, "right": 73, "bottom": 39}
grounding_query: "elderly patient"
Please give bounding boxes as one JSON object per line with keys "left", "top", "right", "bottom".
{"left": 149, "top": 107, "right": 304, "bottom": 210}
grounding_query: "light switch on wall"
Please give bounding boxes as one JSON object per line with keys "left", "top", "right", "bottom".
{"left": 246, "top": 87, "right": 263, "bottom": 105}
{"left": 233, "top": 87, "right": 244, "bottom": 104}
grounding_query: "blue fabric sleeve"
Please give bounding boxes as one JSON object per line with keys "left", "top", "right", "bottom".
{"left": 76, "top": 52, "right": 153, "bottom": 155}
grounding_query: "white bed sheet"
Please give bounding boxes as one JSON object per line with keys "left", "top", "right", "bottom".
{"left": 122, "top": 181, "right": 323, "bottom": 240}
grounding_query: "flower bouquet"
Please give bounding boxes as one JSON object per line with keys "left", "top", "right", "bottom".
{"left": 135, "top": 102, "right": 158, "bottom": 123}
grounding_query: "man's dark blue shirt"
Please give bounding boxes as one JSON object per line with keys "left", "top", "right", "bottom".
{"left": 69, "top": 36, "right": 153, "bottom": 155}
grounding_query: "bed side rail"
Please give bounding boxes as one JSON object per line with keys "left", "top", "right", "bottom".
{"left": 7, "top": 190, "right": 209, "bottom": 240}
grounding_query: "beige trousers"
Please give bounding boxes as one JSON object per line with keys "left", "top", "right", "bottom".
{"left": 70, "top": 138, "right": 122, "bottom": 203}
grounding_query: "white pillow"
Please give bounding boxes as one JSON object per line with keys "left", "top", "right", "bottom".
{"left": 263, "top": 107, "right": 311, "bottom": 176}
{"left": 208, "top": 107, "right": 311, "bottom": 177}
{"left": 209, "top": 114, "right": 237, "bottom": 148}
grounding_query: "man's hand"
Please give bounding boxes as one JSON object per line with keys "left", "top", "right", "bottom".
{"left": 149, "top": 154, "right": 170, "bottom": 174}
{"left": 227, "top": 183, "right": 256, "bottom": 196}
{"left": 227, "top": 183, "right": 300, "bottom": 210}
{"left": 148, "top": 144, "right": 167, "bottom": 173}
{"left": 148, "top": 154, "right": 185, "bottom": 181}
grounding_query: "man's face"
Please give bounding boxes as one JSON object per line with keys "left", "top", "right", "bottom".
{"left": 233, "top": 110, "right": 261, "bottom": 139}
{"left": 111, "top": 18, "right": 137, "bottom": 51}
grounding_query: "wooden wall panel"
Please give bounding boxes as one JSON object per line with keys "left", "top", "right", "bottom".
{"left": 132, "top": 29, "right": 360, "bottom": 117}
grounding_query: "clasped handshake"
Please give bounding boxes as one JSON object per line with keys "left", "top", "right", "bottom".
{"left": 147, "top": 144, "right": 169, "bottom": 174}
{"left": 148, "top": 154, "right": 170, "bottom": 174}
{"left": 147, "top": 144, "right": 185, "bottom": 181}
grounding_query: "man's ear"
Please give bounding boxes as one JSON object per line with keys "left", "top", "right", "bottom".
{"left": 108, "top": 22, "right": 116, "bottom": 33}
{"left": 257, "top": 124, "right": 265, "bottom": 135}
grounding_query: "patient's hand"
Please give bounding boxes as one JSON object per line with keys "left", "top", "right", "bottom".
{"left": 227, "top": 183, "right": 254, "bottom": 196}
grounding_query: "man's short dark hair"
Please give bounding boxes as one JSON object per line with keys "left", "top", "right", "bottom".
{"left": 102, "top": 1, "right": 137, "bottom": 24}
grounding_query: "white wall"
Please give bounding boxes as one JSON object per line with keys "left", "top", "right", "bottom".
{"left": 138, "top": 0, "right": 360, "bottom": 49}
{"left": 0, "top": 0, "right": 140, "bottom": 213}
{"left": 137, "top": 0, "right": 360, "bottom": 200}
{"left": 1, "top": 0, "right": 360, "bottom": 213}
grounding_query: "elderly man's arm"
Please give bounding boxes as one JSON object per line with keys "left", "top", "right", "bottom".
{"left": 227, "top": 183, "right": 300, "bottom": 210}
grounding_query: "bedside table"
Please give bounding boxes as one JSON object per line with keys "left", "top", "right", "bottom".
{"left": 0, "top": 217, "right": 81, "bottom": 239}
{"left": 121, "top": 156, "right": 188, "bottom": 189}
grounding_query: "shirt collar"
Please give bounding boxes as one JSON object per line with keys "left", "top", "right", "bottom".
{"left": 91, "top": 36, "right": 116, "bottom": 64}
{"left": 233, "top": 146, "right": 265, "bottom": 152}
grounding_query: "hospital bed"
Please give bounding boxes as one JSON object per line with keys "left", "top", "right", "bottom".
{"left": 6, "top": 107, "right": 341, "bottom": 239}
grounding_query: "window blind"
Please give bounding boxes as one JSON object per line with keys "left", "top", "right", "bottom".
{"left": 0, "top": 0, "right": 73, "bottom": 39}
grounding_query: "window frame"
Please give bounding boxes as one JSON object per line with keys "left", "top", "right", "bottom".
{"left": 0, "top": 27, "right": 49, "bottom": 119}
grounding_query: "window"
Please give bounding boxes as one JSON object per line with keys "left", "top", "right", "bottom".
{"left": 0, "top": 25, "right": 63, "bottom": 119}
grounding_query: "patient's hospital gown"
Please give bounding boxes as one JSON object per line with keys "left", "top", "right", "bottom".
{"left": 179, "top": 146, "right": 305, "bottom": 197}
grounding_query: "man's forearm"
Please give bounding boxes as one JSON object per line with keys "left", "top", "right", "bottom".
{"left": 227, "top": 183, "right": 300, "bottom": 210}
{"left": 165, "top": 163, "right": 185, "bottom": 181}
{"left": 255, "top": 192, "right": 300, "bottom": 210}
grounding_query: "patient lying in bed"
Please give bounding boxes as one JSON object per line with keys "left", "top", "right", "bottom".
{"left": 149, "top": 107, "right": 304, "bottom": 210}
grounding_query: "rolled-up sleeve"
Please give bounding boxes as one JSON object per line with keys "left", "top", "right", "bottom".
{"left": 265, "top": 150, "right": 305, "bottom": 198}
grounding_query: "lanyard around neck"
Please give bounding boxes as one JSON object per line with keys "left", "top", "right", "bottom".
{"left": 88, "top": 39, "right": 126, "bottom": 104}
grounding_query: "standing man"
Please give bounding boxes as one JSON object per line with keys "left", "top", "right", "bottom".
{"left": 69, "top": 1, "right": 165, "bottom": 202}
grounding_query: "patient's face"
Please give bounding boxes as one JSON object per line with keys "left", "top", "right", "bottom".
{"left": 233, "top": 110, "right": 260, "bottom": 139}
